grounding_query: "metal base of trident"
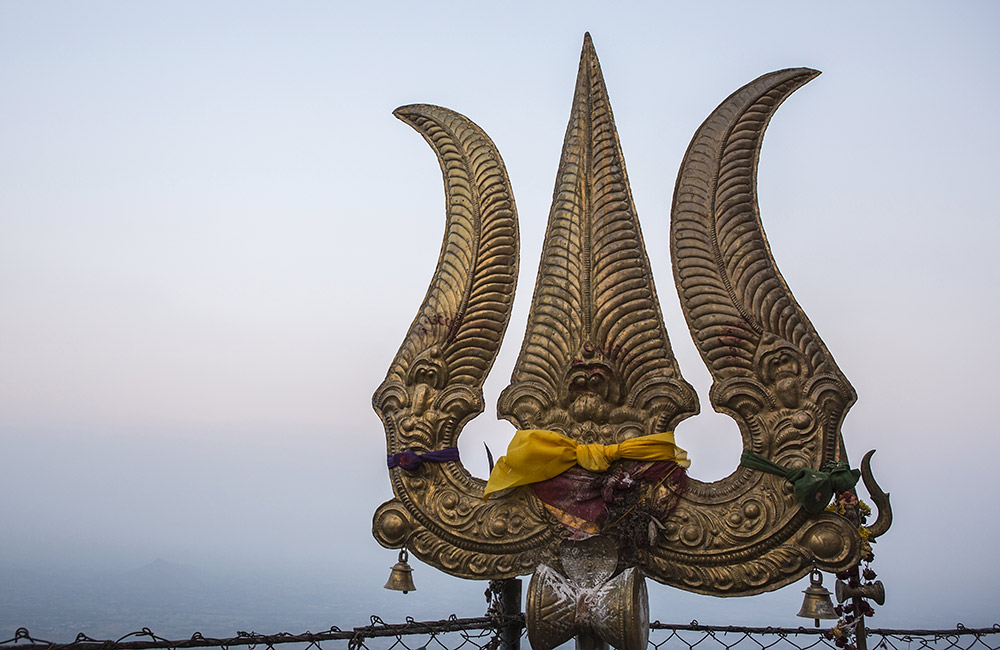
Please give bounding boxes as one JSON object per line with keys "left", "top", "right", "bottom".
{"left": 525, "top": 537, "right": 648, "bottom": 650}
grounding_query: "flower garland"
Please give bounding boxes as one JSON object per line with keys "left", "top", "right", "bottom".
{"left": 824, "top": 492, "right": 878, "bottom": 650}
{"left": 827, "top": 493, "right": 873, "bottom": 561}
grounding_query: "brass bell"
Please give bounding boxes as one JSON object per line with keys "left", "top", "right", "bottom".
{"left": 836, "top": 579, "right": 885, "bottom": 606}
{"left": 797, "top": 569, "right": 838, "bottom": 627}
{"left": 384, "top": 548, "right": 416, "bottom": 593}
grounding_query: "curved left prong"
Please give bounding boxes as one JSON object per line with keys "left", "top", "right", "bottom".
{"left": 372, "top": 104, "right": 555, "bottom": 579}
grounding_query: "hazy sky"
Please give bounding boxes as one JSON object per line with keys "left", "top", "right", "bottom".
{"left": 2, "top": 0, "right": 999, "bottom": 635}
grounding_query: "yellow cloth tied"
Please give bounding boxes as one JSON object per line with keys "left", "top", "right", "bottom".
{"left": 483, "top": 429, "right": 689, "bottom": 498}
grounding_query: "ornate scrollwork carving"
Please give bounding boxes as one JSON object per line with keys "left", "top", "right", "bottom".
{"left": 373, "top": 35, "right": 871, "bottom": 594}
{"left": 371, "top": 104, "right": 557, "bottom": 578}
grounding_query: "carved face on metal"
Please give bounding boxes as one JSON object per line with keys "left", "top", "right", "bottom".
{"left": 755, "top": 335, "right": 809, "bottom": 409}
{"left": 407, "top": 346, "right": 448, "bottom": 390}
{"left": 387, "top": 346, "right": 452, "bottom": 443}
{"left": 405, "top": 346, "right": 447, "bottom": 410}
{"left": 371, "top": 33, "right": 889, "bottom": 599}
{"left": 562, "top": 344, "right": 623, "bottom": 423}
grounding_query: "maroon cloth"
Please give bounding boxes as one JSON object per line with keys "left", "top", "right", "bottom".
{"left": 532, "top": 466, "right": 610, "bottom": 523}
{"left": 531, "top": 461, "right": 688, "bottom": 537}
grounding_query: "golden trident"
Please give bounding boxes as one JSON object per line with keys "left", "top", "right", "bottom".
{"left": 372, "top": 34, "right": 890, "bottom": 646}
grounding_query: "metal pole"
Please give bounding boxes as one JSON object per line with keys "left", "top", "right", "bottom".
{"left": 499, "top": 578, "right": 522, "bottom": 650}
{"left": 853, "top": 595, "right": 868, "bottom": 650}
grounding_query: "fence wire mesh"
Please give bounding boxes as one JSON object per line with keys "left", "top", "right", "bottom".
{"left": 647, "top": 623, "right": 1000, "bottom": 650}
{"left": 3, "top": 619, "right": 998, "bottom": 650}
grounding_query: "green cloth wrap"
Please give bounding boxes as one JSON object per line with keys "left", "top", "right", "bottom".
{"left": 739, "top": 451, "right": 860, "bottom": 514}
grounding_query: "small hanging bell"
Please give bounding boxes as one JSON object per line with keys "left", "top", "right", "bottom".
{"left": 384, "top": 548, "right": 416, "bottom": 593}
{"left": 797, "top": 569, "right": 838, "bottom": 627}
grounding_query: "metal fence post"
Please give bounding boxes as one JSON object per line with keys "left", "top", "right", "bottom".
{"left": 500, "top": 578, "right": 522, "bottom": 650}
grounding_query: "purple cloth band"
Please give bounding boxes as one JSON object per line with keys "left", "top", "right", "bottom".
{"left": 387, "top": 447, "right": 460, "bottom": 471}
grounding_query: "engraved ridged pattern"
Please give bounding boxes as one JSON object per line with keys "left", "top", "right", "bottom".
{"left": 382, "top": 104, "right": 517, "bottom": 390}
{"left": 671, "top": 69, "right": 835, "bottom": 381}
{"left": 371, "top": 105, "right": 555, "bottom": 579}
{"left": 498, "top": 34, "right": 698, "bottom": 439}
{"left": 636, "top": 68, "right": 860, "bottom": 595}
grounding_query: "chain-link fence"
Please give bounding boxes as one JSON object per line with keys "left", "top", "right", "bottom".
{"left": 4, "top": 618, "right": 998, "bottom": 650}
{"left": 647, "top": 623, "right": 1000, "bottom": 650}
